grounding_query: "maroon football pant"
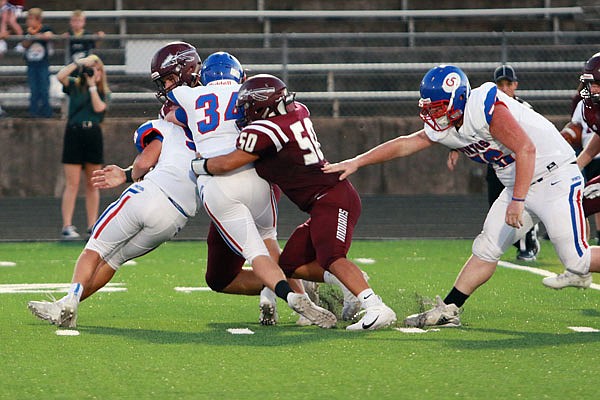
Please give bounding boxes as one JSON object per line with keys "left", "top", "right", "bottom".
{"left": 279, "top": 179, "right": 362, "bottom": 275}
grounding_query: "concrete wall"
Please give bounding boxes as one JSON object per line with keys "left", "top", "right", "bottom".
{"left": 0, "top": 116, "right": 569, "bottom": 198}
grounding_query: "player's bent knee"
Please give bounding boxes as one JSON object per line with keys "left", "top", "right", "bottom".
{"left": 472, "top": 232, "right": 503, "bottom": 262}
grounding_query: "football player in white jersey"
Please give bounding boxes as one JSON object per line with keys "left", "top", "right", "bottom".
{"left": 324, "top": 64, "right": 600, "bottom": 328}
{"left": 158, "top": 47, "right": 336, "bottom": 328}
{"left": 28, "top": 117, "right": 199, "bottom": 328}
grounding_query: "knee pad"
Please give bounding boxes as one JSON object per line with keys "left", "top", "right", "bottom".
{"left": 472, "top": 231, "right": 504, "bottom": 262}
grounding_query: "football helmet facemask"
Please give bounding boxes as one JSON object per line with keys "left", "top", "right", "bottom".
{"left": 200, "top": 52, "right": 245, "bottom": 85}
{"left": 580, "top": 52, "right": 600, "bottom": 106}
{"left": 235, "top": 74, "right": 295, "bottom": 128}
{"left": 418, "top": 65, "right": 471, "bottom": 131}
{"left": 150, "top": 41, "right": 201, "bottom": 102}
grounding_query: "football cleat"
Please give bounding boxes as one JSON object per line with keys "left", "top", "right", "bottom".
{"left": 287, "top": 293, "right": 336, "bottom": 329}
{"left": 28, "top": 300, "right": 62, "bottom": 324}
{"left": 58, "top": 295, "right": 79, "bottom": 329}
{"left": 346, "top": 304, "right": 397, "bottom": 331}
{"left": 258, "top": 287, "right": 278, "bottom": 326}
{"left": 295, "top": 314, "right": 314, "bottom": 326}
{"left": 542, "top": 271, "right": 592, "bottom": 289}
{"left": 404, "top": 296, "right": 461, "bottom": 328}
{"left": 516, "top": 249, "right": 536, "bottom": 262}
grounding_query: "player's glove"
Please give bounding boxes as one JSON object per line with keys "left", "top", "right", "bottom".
{"left": 191, "top": 157, "right": 213, "bottom": 176}
{"left": 583, "top": 183, "right": 600, "bottom": 199}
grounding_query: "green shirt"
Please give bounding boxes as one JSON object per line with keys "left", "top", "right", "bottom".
{"left": 63, "top": 77, "right": 110, "bottom": 124}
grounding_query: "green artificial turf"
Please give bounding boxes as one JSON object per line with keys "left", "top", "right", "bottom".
{"left": 1, "top": 240, "right": 599, "bottom": 399}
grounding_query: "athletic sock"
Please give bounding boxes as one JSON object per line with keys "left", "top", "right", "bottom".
{"left": 444, "top": 287, "right": 469, "bottom": 308}
{"left": 63, "top": 283, "right": 83, "bottom": 303}
{"left": 357, "top": 288, "right": 382, "bottom": 308}
{"left": 274, "top": 280, "right": 293, "bottom": 300}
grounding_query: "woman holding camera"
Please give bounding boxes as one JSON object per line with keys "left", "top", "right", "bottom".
{"left": 56, "top": 55, "right": 111, "bottom": 240}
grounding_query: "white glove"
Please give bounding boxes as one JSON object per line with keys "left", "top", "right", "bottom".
{"left": 583, "top": 183, "right": 600, "bottom": 199}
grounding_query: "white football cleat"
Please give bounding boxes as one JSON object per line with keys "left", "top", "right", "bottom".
{"left": 346, "top": 303, "right": 397, "bottom": 331}
{"left": 295, "top": 314, "right": 314, "bottom": 326}
{"left": 404, "top": 296, "right": 461, "bottom": 328}
{"left": 258, "top": 287, "right": 278, "bottom": 326}
{"left": 58, "top": 295, "right": 79, "bottom": 329}
{"left": 28, "top": 300, "right": 62, "bottom": 324}
{"left": 287, "top": 293, "right": 336, "bottom": 328}
{"left": 542, "top": 271, "right": 592, "bottom": 289}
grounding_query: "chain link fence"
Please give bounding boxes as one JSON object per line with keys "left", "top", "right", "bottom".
{"left": 1, "top": 31, "right": 598, "bottom": 118}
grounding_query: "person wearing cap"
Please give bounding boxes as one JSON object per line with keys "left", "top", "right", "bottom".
{"left": 447, "top": 64, "right": 540, "bottom": 262}
{"left": 494, "top": 65, "right": 532, "bottom": 108}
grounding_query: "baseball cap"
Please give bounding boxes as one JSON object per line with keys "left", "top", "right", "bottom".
{"left": 494, "top": 65, "right": 518, "bottom": 83}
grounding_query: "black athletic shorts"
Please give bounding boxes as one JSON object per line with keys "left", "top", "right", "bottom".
{"left": 61, "top": 123, "right": 104, "bottom": 165}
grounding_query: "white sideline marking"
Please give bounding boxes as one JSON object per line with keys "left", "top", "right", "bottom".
{"left": 0, "top": 261, "right": 17, "bottom": 267}
{"left": 174, "top": 286, "right": 212, "bottom": 293}
{"left": 0, "top": 282, "right": 126, "bottom": 294}
{"left": 354, "top": 258, "right": 376, "bottom": 265}
{"left": 227, "top": 328, "right": 254, "bottom": 335}
{"left": 497, "top": 261, "right": 600, "bottom": 291}
{"left": 395, "top": 327, "right": 440, "bottom": 333}
{"left": 55, "top": 329, "right": 80, "bottom": 336}
{"left": 568, "top": 326, "right": 600, "bottom": 333}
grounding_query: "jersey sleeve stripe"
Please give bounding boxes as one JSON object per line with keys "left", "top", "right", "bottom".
{"left": 255, "top": 120, "right": 290, "bottom": 145}
{"left": 246, "top": 123, "right": 285, "bottom": 152}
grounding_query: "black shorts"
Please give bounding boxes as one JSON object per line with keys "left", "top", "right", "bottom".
{"left": 61, "top": 123, "right": 104, "bottom": 165}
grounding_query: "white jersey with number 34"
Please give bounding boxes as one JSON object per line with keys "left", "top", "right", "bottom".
{"left": 169, "top": 80, "right": 242, "bottom": 158}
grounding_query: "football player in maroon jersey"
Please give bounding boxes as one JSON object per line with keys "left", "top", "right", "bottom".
{"left": 193, "top": 74, "right": 397, "bottom": 330}
{"left": 570, "top": 53, "right": 600, "bottom": 224}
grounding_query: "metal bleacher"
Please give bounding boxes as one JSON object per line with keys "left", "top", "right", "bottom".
{"left": 0, "top": 5, "right": 596, "bottom": 118}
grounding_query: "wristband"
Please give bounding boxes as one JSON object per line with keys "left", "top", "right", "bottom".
{"left": 124, "top": 166, "right": 134, "bottom": 183}
{"left": 511, "top": 196, "right": 525, "bottom": 202}
{"left": 191, "top": 158, "right": 213, "bottom": 176}
{"left": 89, "top": 86, "right": 98, "bottom": 92}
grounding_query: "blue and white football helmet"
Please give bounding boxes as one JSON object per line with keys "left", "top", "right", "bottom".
{"left": 200, "top": 52, "right": 245, "bottom": 85}
{"left": 418, "top": 65, "right": 471, "bottom": 131}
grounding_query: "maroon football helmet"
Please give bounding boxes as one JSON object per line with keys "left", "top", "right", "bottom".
{"left": 150, "top": 41, "right": 201, "bottom": 102}
{"left": 580, "top": 52, "right": 600, "bottom": 105}
{"left": 236, "top": 74, "right": 295, "bottom": 127}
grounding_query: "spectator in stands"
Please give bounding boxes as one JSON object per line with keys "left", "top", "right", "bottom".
{"left": 20, "top": 7, "right": 53, "bottom": 118}
{"left": 63, "top": 9, "right": 104, "bottom": 65}
{"left": 447, "top": 64, "right": 540, "bottom": 262}
{"left": 56, "top": 54, "right": 111, "bottom": 240}
{"left": 0, "top": 0, "right": 24, "bottom": 39}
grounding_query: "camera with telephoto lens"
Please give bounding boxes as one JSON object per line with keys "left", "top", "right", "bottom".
{"left": 78, "top": 65, "right": 95, "bottom": 78}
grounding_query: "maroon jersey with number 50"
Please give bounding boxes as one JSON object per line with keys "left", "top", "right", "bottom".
{"left": 236, "top": 102, "right": 341, "bottom": 211}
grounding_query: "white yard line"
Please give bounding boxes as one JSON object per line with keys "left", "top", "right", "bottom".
{"left": 0, "top": 282, "right": 126, "bottom": 294}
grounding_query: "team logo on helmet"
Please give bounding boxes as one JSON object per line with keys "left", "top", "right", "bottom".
{"left": 442, "top": 72, "right": 461, "bottom": 93}
{"left": 160, "top": 49, "right": 197, "bottom": 70}
{"left": 240, "top": 86, "right": 276, "bottom": 102}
